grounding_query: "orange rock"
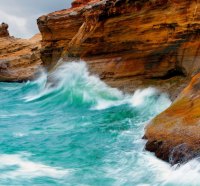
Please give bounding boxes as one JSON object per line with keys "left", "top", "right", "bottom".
{"left": 71, "top": 0, "right": 94, "bottom": 8}
{"left": 37, "top": 0, "right": 200, "bottom": 97}
{"left": 145, "top": 73, "right": 200, "bottom": 164}
{"left": 0, "top": 33, "right": 42, "bottom": 82}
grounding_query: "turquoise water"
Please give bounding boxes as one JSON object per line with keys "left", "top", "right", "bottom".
{"left": 1, "top": 62, "right": 200, "bottom": 186}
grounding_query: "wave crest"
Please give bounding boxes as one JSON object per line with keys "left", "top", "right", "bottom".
{"left": 25, "top": 61, "right": 171, "bottom": 112}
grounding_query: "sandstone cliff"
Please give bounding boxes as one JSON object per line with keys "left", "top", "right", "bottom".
{"left": 37, "top": 0, "right": 200, "bottom": 99}
{"left": 0, "top": 24, "right": 42, "bottom": 82}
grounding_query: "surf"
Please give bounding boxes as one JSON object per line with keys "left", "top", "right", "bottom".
{"left": 1, "top": 61, "right": 200, "bottom": 185}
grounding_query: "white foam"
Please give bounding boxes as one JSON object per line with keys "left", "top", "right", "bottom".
{"left": 25, "top": 61, "right": 125, "bottom": 108}
{"left": 163, "top": 158, "right": 200, "bottom": 185}
{"left": 0, "top": 154, "right": 69, "bottom": 179}
{"left": 144, "top": 153, "right": 171, "bottom": 183}
{"left": 24, "top": 68, "right": 48, "bottom": 101}
{"left": 130, "top": 87, "right": 158, "bottom": 107}
{"left": 144, "top": 154, "right": 200, "bottom": 186}
{"left": 24, "top": 61, "right": 172, "bottom": 112}
{"left": 93, "top": 98, "right": 127, "bottom": 110}
{"left": 104, "top": 145, "right": 200, "bottom": 186}
{"left": 13, "top": 132, "right": 27, "bottom": 138}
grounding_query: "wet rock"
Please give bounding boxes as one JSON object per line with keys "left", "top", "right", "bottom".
{"left": 145, "top": 73, "right": 200, "bottom": 164}
{"left": 169, "top": 144, "right": 200, "bottom": 165}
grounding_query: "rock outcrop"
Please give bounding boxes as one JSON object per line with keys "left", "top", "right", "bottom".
{"left": 145, "top": 73, "right": 200, "bottom": 164}
{"left": 0, "top": 33, "right": 42, "bottom": 82}
{"left": 37, "top": 0, "right": 200, "bottom": 99}
{"left": 0, "top": 23, "right": 9, "bottom": 37}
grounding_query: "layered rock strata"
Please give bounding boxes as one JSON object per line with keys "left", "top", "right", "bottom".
{"left": 37, "top": 0, "right": 200, "bottom": 99}
{"left": 0, "top": 30, "right": 42, "bottom": 82}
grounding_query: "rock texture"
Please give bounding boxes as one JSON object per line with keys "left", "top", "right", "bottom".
{"left": 0, "top": 33, "right": 42, "bottom": 82}
{"left": 37, "top": 0, "right": 200, "bottom": 99}
{"left": 0, "top": 23, "right": 9, "bottom": 37}
{"left": 145, "top": 73, "right": 200, "bottom": 164}
{"left": 71, "top": 0, "right": 92, "bottom": 8}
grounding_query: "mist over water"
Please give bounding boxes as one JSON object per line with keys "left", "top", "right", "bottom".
{"left": 0, "top": 61, "right": 200, "bottom": 185}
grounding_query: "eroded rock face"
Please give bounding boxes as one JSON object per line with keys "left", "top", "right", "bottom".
{"left": 37, "top": 0, "right": 200, "bottom": 98}
{"left": 72, "top": 0, "right": 93, "bottom": 8}
{"left": 0, "top": 23, "right": 9, "bottom": 37}
{"left": 145, "top": 73, "right": 200, "bottom": 164}
{"left": 0, "top": 34, "right": 42, "bottom": 82}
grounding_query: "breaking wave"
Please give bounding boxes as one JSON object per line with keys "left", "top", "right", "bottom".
{"left": 1, "top": 61, "right": 199, "bottom": 185}
{"left": 25, "top": 61, "right": 171, "bottom": 112}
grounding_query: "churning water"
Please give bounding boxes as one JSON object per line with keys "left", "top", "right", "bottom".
{"left": 0, "top": 61, "right": 200, "bottom": 186}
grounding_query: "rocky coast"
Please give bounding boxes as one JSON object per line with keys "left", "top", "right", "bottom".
{"left": 1, "top": 0, "right": 200, "bottom": 164}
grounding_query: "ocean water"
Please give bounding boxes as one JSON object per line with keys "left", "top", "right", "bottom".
{"left": 1, "top": 61, "right": 200, "bottom": 186}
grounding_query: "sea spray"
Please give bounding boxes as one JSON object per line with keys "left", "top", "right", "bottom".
{"left": 25, "top": 62, "right": 124, "bottom": 109}
{"left": 25, "top": 61, "right": 171, "bottom": 112}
